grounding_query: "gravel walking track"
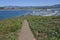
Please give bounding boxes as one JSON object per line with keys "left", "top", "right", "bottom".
{"left": 18, "top": 20, "right": 36, "bottom": 40}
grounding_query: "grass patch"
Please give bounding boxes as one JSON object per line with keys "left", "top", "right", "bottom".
{"left": 27, "top": 16, "right": 60, "bottom": 40}
{"left": 0, "top": 16, "right": 25, "bottom": 40}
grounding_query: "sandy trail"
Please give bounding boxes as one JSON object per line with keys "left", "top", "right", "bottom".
{"left": 18, "top": 20, "right": 36, "bottom": 40}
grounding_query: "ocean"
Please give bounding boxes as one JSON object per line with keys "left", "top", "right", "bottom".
{"left": 0, "top": 9, "right": 60, "bottom": 20}
{"left": 0, "top": 10, "right": 32, "bottom": 20}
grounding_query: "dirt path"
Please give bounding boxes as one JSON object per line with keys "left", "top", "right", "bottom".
{"left": 18, "top": 20, "right": 36, "bottom": 40}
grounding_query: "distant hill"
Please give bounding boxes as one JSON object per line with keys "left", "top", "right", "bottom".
{"left": 4, "top": 6, "right": 21, "bottom": 8}
{"left": 52, "top": 4, "right": 60, "bottom": 8}
{"left": 0, "top": 4, "right": 60, "bottom": 9}
{"left": 53, "top": 4, "right": 60, "bottom": 6}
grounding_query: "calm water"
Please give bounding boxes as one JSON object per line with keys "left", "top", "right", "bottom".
{"left": 0, "top": 9, "right": 60, "bottom": 20}
{"left": 0, "top": 10, "right": 32, "bottom": 20}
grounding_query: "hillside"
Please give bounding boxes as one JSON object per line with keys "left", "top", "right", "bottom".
{"left": 0, "top": 4, "right": 60, "bottom": 10}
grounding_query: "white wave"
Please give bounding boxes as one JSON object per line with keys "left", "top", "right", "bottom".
{"left": 42, "top": 11, "right": 58, "bottom": 16}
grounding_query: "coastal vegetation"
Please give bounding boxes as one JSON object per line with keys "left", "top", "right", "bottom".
{"left": 27, "top": 16, "right": 60, "bottom": 40}
{"left": 0, "top": 16, "right": 60, "bottom": 40}
{"left": 0, "top": 16, "right": 25, "bottom": 40}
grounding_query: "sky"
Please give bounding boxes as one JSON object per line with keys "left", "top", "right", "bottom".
{"left": 0, "top": 0, "right": 60, "bottom": 7}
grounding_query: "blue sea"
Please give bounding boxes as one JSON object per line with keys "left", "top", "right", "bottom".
{"left": 0, "top": 10, "right": 32, "bottom": 20}
{"left": 0, "top": 9, "right": 60, "bottom": 20}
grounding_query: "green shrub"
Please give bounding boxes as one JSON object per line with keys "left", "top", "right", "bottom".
{"left": 27, "top": 16, "right": 60, "bottom": 40}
